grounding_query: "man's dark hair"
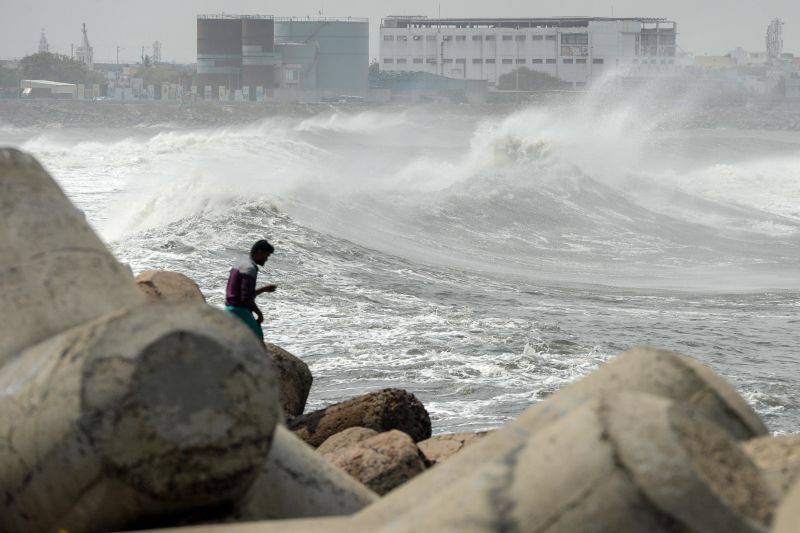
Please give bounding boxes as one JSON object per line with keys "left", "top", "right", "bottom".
{"left": 251, "top": 239, "right": 274, "bottom": 256}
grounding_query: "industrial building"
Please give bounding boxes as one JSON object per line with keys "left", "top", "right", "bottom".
{"left": 196, "top": 15, "right": 368, "bottom": 100}
{"left": 379, "top": 16, "right": 678, "bottom": 88}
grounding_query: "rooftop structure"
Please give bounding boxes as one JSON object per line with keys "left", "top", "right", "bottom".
{"left": 380, "top": 16, "right": 678, "bottom": 88}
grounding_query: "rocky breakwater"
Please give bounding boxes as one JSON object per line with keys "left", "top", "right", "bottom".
{"left": 0, "top": 148, "right": 377, "bottom": 532}
{"left": 143, "top": 346, "right": 800, "bottom": 533}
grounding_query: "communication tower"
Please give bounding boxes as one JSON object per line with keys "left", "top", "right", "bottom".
{"left": 766, "top": 18, "right": 784, "bottom": 59}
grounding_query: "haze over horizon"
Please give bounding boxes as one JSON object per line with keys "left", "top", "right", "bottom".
{"left": 1, "top": 0, "right": 799, "bottom": 64}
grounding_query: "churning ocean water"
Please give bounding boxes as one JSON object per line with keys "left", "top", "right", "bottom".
{"left": 2, "top": 96, "right": 799, "bottom": 435}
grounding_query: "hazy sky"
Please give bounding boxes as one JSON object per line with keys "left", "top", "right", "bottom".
{"left": 2, "top": 0, "right": 798, "bottom": 64}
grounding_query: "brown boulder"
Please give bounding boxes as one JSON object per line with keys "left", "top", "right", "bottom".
{"left": 742, "top": 434, "right": 800, "bottom": 497}
{"left": 288, "top": 389, "right": 431, "bottom": 447}
{"left": 317, "top": 427, "right": 379, "bottom": 456}
{"left": 323, "top": 430, "right": 427, "bottom": 496}
{"left": 265, "top": 343, "right": 312, "bottom": 417}
{"left": 135, "top": 270, "right": 206, "bottom": 303}
{"left": 418, "top": 431, "right": 489, "bottom": 466}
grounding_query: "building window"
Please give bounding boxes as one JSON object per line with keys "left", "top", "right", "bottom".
{"left": 397, "top": 58, "right": 407, "bottom": 64}
{"left": 384, "top": 58, "right": 394, "bottom": 63}
{"left": 456, "top": 58, "right": 466, "bottom": 64}
{"left": 562, "top": 58, "right": 573, "bottom": 64}
{"left": 532, "top": 35, "right": 544, "bottom": 41}
{"left": 485, "top": 58, "right": 496, "bottom": 64}
{"left": 384, "top": 35, "right": 394, "bottom": 41}
{"left": 545, "top": 35, "right": 556, "bottom": 41}
{"left": 426, "top": 58, "right": 437, "bottom": 64}
{"left": 485, "top": 35, "right": 496, "bottom": 41}
{"left": 443, "top": 58, "right": 453, "bottom": 64}
{"left": 561, "top": 33, "right": 589, "bottom": 45}
{"left": 502, "top": 35, "right": 513, "bottom": 41}
{"left": 516, "top": 58, "right": 526, "bottom": 64}
{"left": 546, "top": 58, "right": 556, "bottom": 64}
{"left": 668, "top": 59, "right": 674, "bottom": 64}
{"left": 502, "top": 58, "right": 513, "bottom": 64}
{"left": 515, "top": 35, "right": 526, "bottom": 41}
{"left": 531, "top": 58, "right": 543, "bottom": 64}
{"left": 456, "top": 35, "right": 466, "bottom": 41}
{"left": 413, "top": 58, "right": 423, "bottom": 64}
{"left": 398, "top": 35, "right": 408, "bottom": 41}
{"left": 472, "top": 58, "right": 482, "bottom": 64}
{"left": 426, "top": 35, "right": 436, "bottom": 41}
{"left": 575, "top": 82, "right": 586, "bottom": 87}
{"left": 413, "top": 35, "right": 422, "bottom": 41}
{"left": 472, "top": 35, "right": 482, "bottom": 41}
{"left": 632, "top": 58, "right": 639, "bottom": 63}
{"left": 576, "top": 58, "right": 587, "bottom": 64}
{"left": 443, "top": 35, "right": 452, "bottom": 41}
{"left": 593, "top": 58, "right": 604, "bottom": 64}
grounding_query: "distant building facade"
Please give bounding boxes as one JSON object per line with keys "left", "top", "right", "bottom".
{"left": 196, "top": 15, "right": 368, "bottom": 99}
{"left": 75, "top": 23, "right": 93, "bottom": 69}
{"left": 379, "top": 16, "right": 678, "bottom": 88}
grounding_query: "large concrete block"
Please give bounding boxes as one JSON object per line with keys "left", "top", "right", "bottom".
{"left": 0, "top": 303, "right": 281, "bottom": 533}
{"left": 743, "top": 435, "right": 800, "bottom": 499}
{"left": 0, "top": 148, "right": 144, "bottom": 362}
{"left": 376, "top": 393, "right": 772, "bottom": 533}
{"left": 355, "top": 347, "right": 768, "bottom": 527}
{"left": 773, "top": 478, "right": 800, "bottom": 533}
{"left": 236, "top": 425, "right": 378, "bottom": 520}
{"left": 135, "top": 270, "right": 206, "bottom": 303}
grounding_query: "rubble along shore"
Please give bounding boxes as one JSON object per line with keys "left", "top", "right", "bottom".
{"left": 2, "top": 98, "right": 800, "bottom": 130}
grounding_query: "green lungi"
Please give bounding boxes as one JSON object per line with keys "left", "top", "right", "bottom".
{"left": 224, "top": 305, "right": 263, "bottom": 340}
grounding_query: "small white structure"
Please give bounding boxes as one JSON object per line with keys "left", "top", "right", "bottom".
{"left": 20, "top": 80, "right": 77, "bottom": 99}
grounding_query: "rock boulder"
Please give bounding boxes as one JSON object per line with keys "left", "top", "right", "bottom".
{"left": 318, "top": 427, "right": 379, "bottom": 456}
{"left": 265, "top": 343, "right": 312, "bottom": 417}
{"left": 323, "top": 430, "right": 427, "bottom": 496}
{"left": 288, "top": 389, "right": 431, "bottom": 448}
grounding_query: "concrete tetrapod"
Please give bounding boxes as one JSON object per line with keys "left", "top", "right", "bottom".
{"left": 355, "top": 347, "right": 768, "bottom": 528}
{"left": 0, "top": 303, "right": 281, "bottom": 533}
{"left": 236, "top": 425, "right": 379, "bottom": 520}
{"left": 377, "top": 393, "right": 772, "bottom": 533}
{"left": 772, "top": 478, "right": 800, "bottom": 533}
{"left": 0, "top": 148, "right": 145, "bottom": 362}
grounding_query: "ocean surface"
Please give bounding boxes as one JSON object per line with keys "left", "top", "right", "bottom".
{"left": 2, "top": 98, "right": 799, "bottom": 434}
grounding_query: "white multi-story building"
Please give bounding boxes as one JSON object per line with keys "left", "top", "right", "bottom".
{"left": 379, "top": 17, "right": 678, "bottom": 87}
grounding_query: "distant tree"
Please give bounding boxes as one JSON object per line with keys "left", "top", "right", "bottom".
{"left": 497, "top": 67, "right": 569, "bottom": 91}
{"left": 18, "top": 52, "right": 102, "bottom": 85}
{"left": 0, "top": 66, "right": 21, "bottom": 89}
{"left": 143, "top": 55, "right": 152, "bottom": 68}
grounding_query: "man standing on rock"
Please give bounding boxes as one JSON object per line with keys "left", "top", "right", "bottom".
{"left": 224, "top": 239, "right": 277, "bottom": 341}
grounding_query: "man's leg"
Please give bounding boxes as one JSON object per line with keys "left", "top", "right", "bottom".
{"left": 224, "top": 305, "right": 264, "bottom": 341}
